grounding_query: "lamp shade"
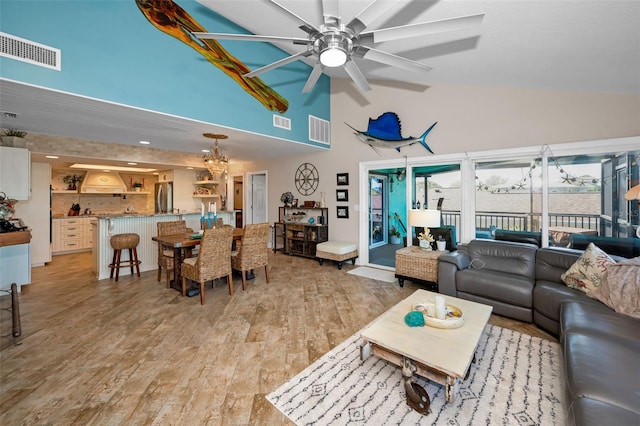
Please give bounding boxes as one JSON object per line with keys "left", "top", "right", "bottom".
{"left": 625, "top": 184, "right": 640, "bottom": 201}
{"left": 408, "top": 209, "right": 441, "bottom": 228}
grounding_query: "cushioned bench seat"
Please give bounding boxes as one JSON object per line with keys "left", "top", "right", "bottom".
{"left": 316, "top": 241, "right": 358, "bottom": 270}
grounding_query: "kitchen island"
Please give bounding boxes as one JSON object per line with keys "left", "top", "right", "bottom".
{"left": 0, "top": 230, "right": 31, "bottom": 292}
{"left": 92, "top": 211, "right": 233, "bottom": 280}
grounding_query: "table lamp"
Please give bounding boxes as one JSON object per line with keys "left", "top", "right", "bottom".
{"left": 409, "top": 208, "right": 441, "bottom": 250}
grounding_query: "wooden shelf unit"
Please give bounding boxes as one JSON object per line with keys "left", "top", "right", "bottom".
{"left": 277, "top": 206, "right": 328, "bottom": 258}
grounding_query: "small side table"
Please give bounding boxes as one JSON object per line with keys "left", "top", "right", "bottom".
{"left": 395, "top": 247, "right": 448, "bottom": 291}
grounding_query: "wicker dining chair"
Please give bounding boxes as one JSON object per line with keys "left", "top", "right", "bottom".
{"left": 181, "top": 225, "right": 234, "bottom": 305}
{"left": 231, "top": 222, "right": 270, "bottom": 291}
{"left": 157, "top": 220, "right": 191, "bottom": 288}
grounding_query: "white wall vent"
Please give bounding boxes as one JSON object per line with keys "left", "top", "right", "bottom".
{"left": 309, "top": 115, "right": 330, "bottom": 145}
{"left": 273, "top": 115, "right": 291, "bottom": 130}
{"left": 0, "top": 32, "right": 61, "bottom": 71}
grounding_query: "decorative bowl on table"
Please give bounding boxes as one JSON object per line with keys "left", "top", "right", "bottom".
{"left": 413, "top": 303, "right": 464, "bottom": 329}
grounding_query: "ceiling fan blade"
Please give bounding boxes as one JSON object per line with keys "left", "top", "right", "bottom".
{"left": 321, "top": 0, "right": 340, "bottom": 26}
{"left": 302, "top": 63, "right": 324, "bottom": 93}
{"left": 267, "top": 0, "right": 321, "bottom": 35}
{"left": 193, "top": 32, "right": 308, "bottom": 45}
{"left": 360, "top": 14, "right": 485, "bottom": 44}
{"left": 343, "top": 60, "right": 371, "bottom": 92}
{"left": 245, "top": 51, "right": 313, "bottom": 78}
{"left": 356, "top": 46, "right": 433, "bottom": 74}
{"left": 346, "top": 1, "right": 397, "bottom": 35}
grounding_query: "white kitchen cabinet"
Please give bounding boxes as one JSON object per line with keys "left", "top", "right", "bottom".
{"left": 52, "top": 217, "right": 93, "bottom": 254}
{"left": 0, "top": 146, "right": 31, "bottom": 200}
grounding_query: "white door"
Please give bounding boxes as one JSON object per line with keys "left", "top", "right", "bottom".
{"left": 247, "top": 172, "right": 267, "bottom": 224}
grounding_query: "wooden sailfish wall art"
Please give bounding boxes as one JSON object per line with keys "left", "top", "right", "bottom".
{"left": 345, "top": 112, "right": 437, "bottom": 154}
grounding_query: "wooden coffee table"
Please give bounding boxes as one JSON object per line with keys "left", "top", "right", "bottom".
{"left": 360, "top": 289, "right": 492, "bottom": 412}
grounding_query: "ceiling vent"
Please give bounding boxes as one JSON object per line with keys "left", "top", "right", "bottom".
{"left": 309, "top": 115, "right": 330, "bottom": 145}
{"left": 0, "top": 32, "right": 61, "bottom": 71}
{"left": 273, "top": 115, "right": 291, "bottom": 131}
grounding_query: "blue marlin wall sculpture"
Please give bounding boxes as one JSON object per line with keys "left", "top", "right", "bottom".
{"left": 345, "top": 112, "right": 437, "bottom": 154}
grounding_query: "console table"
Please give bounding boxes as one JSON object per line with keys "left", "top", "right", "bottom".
{"left": 395, "top": 247, "right": 447, "bottom": 290}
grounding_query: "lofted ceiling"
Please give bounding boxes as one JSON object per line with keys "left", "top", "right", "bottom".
{"left": 1, "top": 0, "right": 639, "bottom": 170}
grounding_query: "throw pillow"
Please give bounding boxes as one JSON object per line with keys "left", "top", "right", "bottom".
{"left": 588, "top": 257, "right": 640, "bottom": 318}
{"left": 561, "top": 243, "right": 616, "bottom": 294}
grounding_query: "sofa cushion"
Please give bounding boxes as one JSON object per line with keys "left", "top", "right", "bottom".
{"left": 466, "top": 239, "right": 537, "bottom": 277}
{"left": 560, "top": 301, "right": 640, "bottom": 348}
{"left": 564, "top": 333, "right": 640, "bottom": 415}
{"left": 568, "top": 397, "right": 640, "bottom": 426}
{"left": 535, "top": 247, "right": 582, "bottom": 283}
{"left": 533, "top": 281, "right": 598, "bottom": 323}
{"left": 457, "top": 269, "right": 534, "bottom": 308}
{"left": 561, "top": 243, "right": 616, "bottom": 294}
{"left": 587, "top": 256, "right": 640, "bottom": 319}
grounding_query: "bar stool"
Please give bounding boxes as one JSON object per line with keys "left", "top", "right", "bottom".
{"left": 109, "top": 233, "right": 141, "bottom": 282}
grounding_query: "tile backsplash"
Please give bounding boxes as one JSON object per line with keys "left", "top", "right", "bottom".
{"left": 52, "top": 193, "right": 153, "bottom": 216}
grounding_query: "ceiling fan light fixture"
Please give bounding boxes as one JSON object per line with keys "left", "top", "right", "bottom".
{"left": 320, "top": 37, "right": 347, "bottom": 67}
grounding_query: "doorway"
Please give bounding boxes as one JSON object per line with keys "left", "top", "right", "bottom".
{"left": 246, "top": 171, "right": 268, "bottom": 225}
{"left": 368, "top": 169, "right": 407, "bottom": 268}
{"left": 369, "top": 174, "right": 387, "bottom": 249}
{"left": 232, "top": 175, "right": 243, "bottom": 228}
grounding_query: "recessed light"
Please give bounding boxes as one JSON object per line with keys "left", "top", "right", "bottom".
{"left": 127, "top": 162, "right": 137, "bottom": 165}
{"left": 46, "top": 155, "right": 59, "bottom": 159}
{"left": 103, "top": 169, "right": 111, "bottom": 172}
{"left": 139, "top": 141, "right": 150, "bottom": 145}
{"left": 69, "top": 163, "right": 158, "bottom": 172}
{"left": 202, "top": 149, "right": 210, "bottom": 153}
{"left": 187, "top": 167, "right": 193, "bottom": 170}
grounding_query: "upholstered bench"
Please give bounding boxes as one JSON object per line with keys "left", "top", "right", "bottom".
{"left": 316, "top": 241, "right": 358, "bottom": 270}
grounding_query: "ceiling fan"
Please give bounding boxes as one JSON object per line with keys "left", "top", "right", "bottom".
{"left": 194, "top": 0, "right": 484, "bottom": 93}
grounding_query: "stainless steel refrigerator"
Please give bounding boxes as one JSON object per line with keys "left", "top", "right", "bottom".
{"left": 154, "top": 182, "right": 173, "bottom": 213}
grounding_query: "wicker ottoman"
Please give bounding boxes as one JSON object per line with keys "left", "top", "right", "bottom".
{"left": 395, "top": 246, "right": 447, "bottom": 290}
{"left": 316, "top": 241, "right": 358, "bottom": 270}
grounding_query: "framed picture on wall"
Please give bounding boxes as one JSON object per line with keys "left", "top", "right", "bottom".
{"left": 336, "top": 173, "right": 349, "bottom": 186}
{"left": 337, "top": 206, "right": 349, "bottom": 219}
{"left": 336, "top": 189, "right": 349, "bottom": 202}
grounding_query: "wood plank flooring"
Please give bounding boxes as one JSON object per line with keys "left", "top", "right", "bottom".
{"left": 0, "top": 251, "right": 555, "bottom": 425}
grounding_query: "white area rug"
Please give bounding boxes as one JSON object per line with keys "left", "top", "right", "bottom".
{"left": 267, "top": 325, "right": 565, "bottom": 425}
{"left": 347, "top": 266, "right": 396, "bottom": 283}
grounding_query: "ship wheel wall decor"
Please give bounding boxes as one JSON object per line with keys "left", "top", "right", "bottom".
{"left": 295, "top": 163, "right": 319, "bottom": 196}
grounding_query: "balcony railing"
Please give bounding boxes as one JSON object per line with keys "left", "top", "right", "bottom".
{"left": 441, "top": 211, "right": 601, "bottom": 234}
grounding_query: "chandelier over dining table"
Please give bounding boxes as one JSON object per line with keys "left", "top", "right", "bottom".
{"left": 202, "top": 133, "right": 229, "bottom": 178}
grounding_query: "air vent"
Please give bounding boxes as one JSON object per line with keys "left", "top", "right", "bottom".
{"left": 0, "top": 32, "right": 61, "bottom": 71}
{"left": 273, "top": 115, "right": 291, "bottom": 130}
{"left": 309, "top": 115, "right": 330, "bottom": 145}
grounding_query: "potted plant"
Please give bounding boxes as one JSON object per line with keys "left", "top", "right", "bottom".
{"left": 63, "top": 174, "right": 83, "bottom": 190}
{"left": 389, "top": 225, "right": 403, "bottom": 245}
{"left": 133, "top": 182, "right": 143, "bottom": 192}
{"left": 1, "top": 129, "right": 27, "bottom": 148}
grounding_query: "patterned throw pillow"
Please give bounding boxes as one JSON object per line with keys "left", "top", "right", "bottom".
{"left": 561, "top": 243, "right": 616, "bottom": 294}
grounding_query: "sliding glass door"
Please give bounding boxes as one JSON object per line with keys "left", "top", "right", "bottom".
{"left": 369, "top": 174, "right": 387, "bottom": 249}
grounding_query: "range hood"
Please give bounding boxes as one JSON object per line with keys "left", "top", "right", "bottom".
{"left": 79, "top": 171, "right": 128, "bottom": 194}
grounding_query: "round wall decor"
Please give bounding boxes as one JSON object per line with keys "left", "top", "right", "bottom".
{"left": 295, "top": 163, "right": 319, "bottom": 195}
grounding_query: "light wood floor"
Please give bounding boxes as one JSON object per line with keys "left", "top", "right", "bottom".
{"left": 0, "top": 252, "right": 554, "bottom": 425}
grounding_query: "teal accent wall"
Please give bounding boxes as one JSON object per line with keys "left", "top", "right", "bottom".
{"left": 0, "top": 0, "right": 330, "bottom": 146}
{"left": 388, "top": 173, "right": 407, "bottom": 236}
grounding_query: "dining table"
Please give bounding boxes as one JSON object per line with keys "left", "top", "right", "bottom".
{"left": 152, "top": 228, "right": 244, "bottom": 293}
